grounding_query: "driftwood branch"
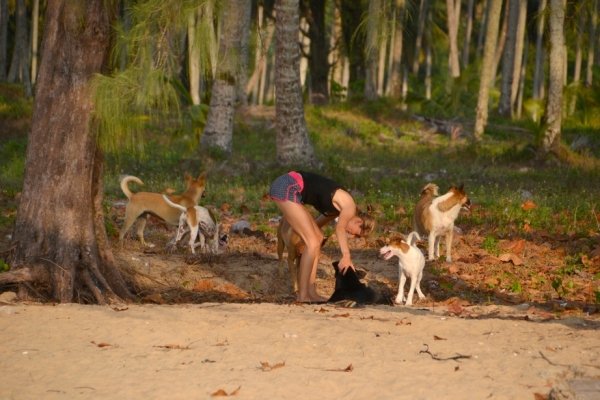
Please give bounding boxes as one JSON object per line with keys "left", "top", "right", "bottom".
{"left": 419, "top": 344, "right": 472, "bottom": 362}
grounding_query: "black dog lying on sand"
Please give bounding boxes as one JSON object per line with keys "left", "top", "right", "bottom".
{"left": 328, "top": 261, "right": 392, "bottom": 307}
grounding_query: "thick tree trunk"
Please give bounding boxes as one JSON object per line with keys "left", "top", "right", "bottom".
{"left": 490, "top": 0, "right": 509, "bottom": 87}
{"left": 7, "top": 0, "right": 32, "bottom": 96}
{"left": 516, "top": 35, "right": 528, "bottom": 119}
{"left": 200, "top": 0, "right": 247, "bottom": 156}
{"left": 7, "top": 0, "right": 134, "bottom": 304}
{"left": 474, "top": 0, "right": 503, "bottom": 140}
{"left": 446, "top": 0, "right": 460, "bottom": 77}
{"left": 340, "top": 0, "right": 367, "bottom": 98}
{"left": 541, "top": 0, "right": 565, "bottom": 155}
{"left": 364, "top": 0, "right": 380, "bottom": 101}
{"left": 476, "top": 0, "right": 489, "bottom": 58}
{"left": 307, "top": 0, "right": 330, "bottom": 105}
{"left": 462, "top": 0, "right": 474, "bottom": 66}
{"left": 275, "top": 0, "right": 317, "bottom": 167}
{"left": 389, "top": 0, "right": 405, "bottom": 98}
{"left": 498, "top": 0, "right": 520, "bottom": 118}
{"left": 377, "top": 10, "right": 387, "bottom": 97}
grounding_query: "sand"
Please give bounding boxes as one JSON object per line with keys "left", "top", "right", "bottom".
{"left": 1, "top": 301, "right": 599, "bottom": 399}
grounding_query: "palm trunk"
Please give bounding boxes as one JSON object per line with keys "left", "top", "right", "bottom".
{"left": 462, "top": 0, "right": 475, "bottom": 66}
{"left": 533, "top": 0, "right": 547, "bottom": 101}
{"left": 446, "top": 0, "right": 460, "bottom": 77}
{"left": 364, "top": 0, "right": 380, "bottom": 101}
{"left": 299, "top": 18, "right": 310, "bottom": 88}
{"left": 586, "top": 0, "right": 598, "bottom": 86}
{"left": 389, "top": 0, "right": 405, "bottom": 98}
{"left": 491, "top": 0, "right": 509, "bottom": 87}
{"left": 275, "top": 0, "right": 317, "bottom": 167}
{"left": 541, "top": 0, "right": 565, "bottom": 155}
{"left": 200, "top": 0, "right": 247, "bottom": 155}
{"left": 7, "top": 0, "right": 134, "bottom": 304}
{"left": 516, "top": 35, "right": 528, "bottom": 119}
{"left": 30, "top": 0, "right": 40, "bottom": 85}
{"left": 7, "top": 0, "right": 32, "bottom": 97}
{"left": 570, "top": 7, "right": 585, "bottom": 115}
{"left": 307, "top": 0, "right": 330, "bottom": 105}
{"left": 236, "top": 0, "right": 252, "bottom": 110}
{"left": 412, "top": 0, "right": 428, "bottom": 76}
{"left": 477, "top": 0, "right": 489, "bottom": 58}
{"left": 498, "top": 0, "right": 520, "bottom": 118}
{"left": 474, "top": 0, "right": 503, "bottom": 140}
{"left": 188, "top": 9, "right": 201, "bottom": 105}
{"left": 510, "top": 0, "right": 527, "bottom": 109}
{"left": 0, "top": 0, "right": 7, "bottom": 80}
{"left": 377, "top": 6, "right": 388, "bottom": 97}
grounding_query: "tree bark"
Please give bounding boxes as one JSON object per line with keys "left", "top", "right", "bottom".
{"left": 533, "top": 0, "right": 547, "bottom": 101}
{"left": 200, "top": 0, "right": 247, "bottom": 156}
{"left": 446, "top": 0, "right": 460, "bottom": 77}
{"left": 30, "top": 0, "right": 40, "bottom": 85}
{"left": 340, "top": 0, "right": 367, "bottom": 98}
{"left": 541, "top": 0, "right": 565, "bottom": 155}
{"left": 7, "top": 0, "right": 32, "bottom": 96}
{"left": 275, "top": 0, "right": 317, "bottom": 167}
{"left": 0, "top": 0, "right": 7, "bottom": 80}
{"left": 364, "top": 0, "right": 380, "bottom": 101}
{"left": 474, "top": 0, "right": 503, "bottom": 140}
{"left": 462, "top": 0, "right": 474, "bottom": 66}
{"left": 412, "top": 0, "right": 429, "bottom": 76}
{"left": 188, "top": 8, "right": 201, "bottom": 105}
{"left": 476, "top": 0, "right": 489, "bottom": 58}
{"left": 498, "top": 0, "right": 520, "bottom": 118}
{"left": 236, "top": 0, "right": 252, "bottom": 110}
{"left": 8, "top": 0, "right": 134, "bottom": 304}
{"left": 389, "top": 0, "right": 405, "bottom": 98}
{"left": 586, "top": 0, "right": 598, "bottom": 86}
{"left": 490, "top": 0, "right": 509, "bottom": 86}
{"left": 510, "top": 0, "right": 527, "bottom": 110}
{"left": 306, "top": 0, "right": 330, "bottom": 105}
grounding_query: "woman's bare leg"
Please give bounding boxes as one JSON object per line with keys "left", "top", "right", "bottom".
{"left": 275, "top": 201, "right": 327, "bottom": 302}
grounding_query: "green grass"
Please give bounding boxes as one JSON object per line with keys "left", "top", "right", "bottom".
{"left": 2, "top": 83, "right": 600, "bottom": 242}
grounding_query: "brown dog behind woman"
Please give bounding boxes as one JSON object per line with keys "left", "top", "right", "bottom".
{"left": 270, "top": 171, "right": 375, "bottom": 303}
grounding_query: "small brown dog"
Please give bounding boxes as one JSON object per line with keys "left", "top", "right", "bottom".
{"left": 413, "top": 183, "right": 470, "bottom": 262}
{"left": 119, "top": 172, "right": 206, "bottom": 246}
{"left": 276, "top": 217, "right": 328, "bottom": 292}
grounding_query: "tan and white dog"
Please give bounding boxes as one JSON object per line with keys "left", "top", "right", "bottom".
{"left": 414, "top": 183, "right": 470, "bottom": 263}
{"left": 276, "top": 217, "right": 304, "bottom": 292}
{"left": 162, "top": 195, "right": 218, "bottom": 254}
{"left": 119, "top": 172, "right": 206, "bottom": 246}
{"left": 276, "top": 217, "right": 329, "bottom": 293}
{"left": 379, "top": 232, "right": 425, "bottom": 306}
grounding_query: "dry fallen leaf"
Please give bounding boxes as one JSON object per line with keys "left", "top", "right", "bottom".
{"left": 498, "top": 253, "right": 524, "bottom": 266}
{"left": 434, "top": 335, "right": 447, "bottom": 341}
{"left": 327, "top": 364, "right": 354, "bottom": 372}
{"left": 314, "top": 307, "right": 329, "bottom": 313}
{"left": 522, "top": 200, "right": 537, "bottom": 210}
{"left": 211, "top": 386, "right": 240, "bottom": 397}
{"left": 220, "top": 203, "right": 230, "bottom": 212}
{"left": 260, "top": 361, "right": 285, "bottom": 371}
{"left": 91, "top": 341, "right": 111, "bottom": 348}
{"left": 215, "top": 339, "right": 229, "bottom": 347}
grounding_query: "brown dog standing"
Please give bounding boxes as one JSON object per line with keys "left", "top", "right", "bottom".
{"left": 119, "top": 172, "right": 206, "bottom": 246}
{"left": 276, "top": 217, "right": 304, "bottom": 292}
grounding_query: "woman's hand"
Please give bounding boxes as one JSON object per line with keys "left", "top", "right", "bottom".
{"left": 338, "top": 255, "right": 356, "bottom": 274}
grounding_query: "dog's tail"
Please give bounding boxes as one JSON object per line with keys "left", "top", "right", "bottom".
{"left": 120, "top": 175, "right": 145, "bottom": 199}
{"left": 162, "top": 194, "right": 187, "bottom": 212}
{"left": 420, "top": 183, "right": 439, "bottom": 198}
{"left": 405, "top": 231, "right": 421, "bottom": 247}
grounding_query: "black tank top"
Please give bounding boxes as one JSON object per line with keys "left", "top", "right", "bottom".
{"left": 298, "top": 171, "right": 343, "bottom": 216}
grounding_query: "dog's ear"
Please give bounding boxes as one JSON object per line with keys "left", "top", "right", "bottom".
{"left": 198, "top": 171, "right": 207, "bottom": 182}
{"left": 459, "top": 182, "right": 465, "bottom": 192}
{"left": 366, "top": 204, "right": 374, "bottom": 215}
{"left": 449, "top": 183, "right": 457, "bottom": 190}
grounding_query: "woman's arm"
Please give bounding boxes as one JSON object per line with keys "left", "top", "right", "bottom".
{"left": 332, "top": 190, "right": 357, "bottom": 273}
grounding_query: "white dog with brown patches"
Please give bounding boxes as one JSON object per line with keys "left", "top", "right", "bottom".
{"left": 379, "top": 232, "right": 425, "bottom": 306}
{"left": 162, "top": 195, "right": 218, "bottom": 254}
{"left": 414, "top": 183, "right": 470, "bottom": 263}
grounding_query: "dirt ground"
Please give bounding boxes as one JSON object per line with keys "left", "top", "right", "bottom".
{"left": 2, "top": 197, "right": 600, "bottom": 399}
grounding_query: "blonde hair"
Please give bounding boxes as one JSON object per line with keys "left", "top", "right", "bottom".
{"left": 357, "top": 209, "right": 376, "bottom": 238}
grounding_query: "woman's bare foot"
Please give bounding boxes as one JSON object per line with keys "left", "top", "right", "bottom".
{"left": 296, "top": 293, "right": 328, "bottom": 303}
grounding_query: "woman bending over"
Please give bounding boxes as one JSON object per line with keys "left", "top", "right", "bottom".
{"left": 270, "top": 171, "right": 375, "bottom": 303}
